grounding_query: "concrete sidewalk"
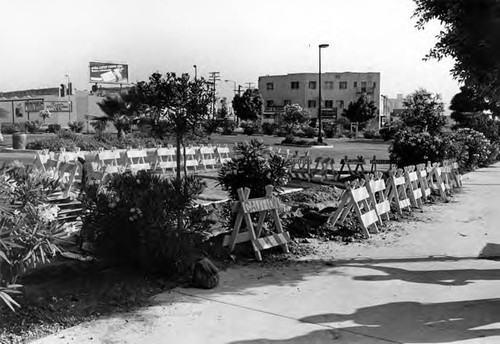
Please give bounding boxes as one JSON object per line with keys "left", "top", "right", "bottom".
{"left": 32, "top": 164, "right": 500, "bottom": 344}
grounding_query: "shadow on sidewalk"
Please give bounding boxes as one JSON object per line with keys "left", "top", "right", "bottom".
{"left": 350, "top": 264, "right": 500, "bottom": 286}
{"left": 228, "top": 298, "right": 500, "bottom": 344}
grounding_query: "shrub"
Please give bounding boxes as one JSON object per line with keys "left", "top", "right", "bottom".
{"left": 217, "top": 139, "right": 291, "bottom": 200}
{"left": 323, "top": 123, "right": 336, "bottom": 138}
{"left": 26, "top": 136, "right": 78, "bottom": 152}
{"left": 363, "top": 129, "right": 378, "bottom": 139}
{"left": 48, "top": 124, "right": 61, "bottom": 133}
{"left": 274, "top": 127, "right": 287, "bottom": 137}
{"left": 1, "top": 123, "right": 21, "bottom": 134}
{"left": 450, "top": 128, "right": 492, "bottom": 171}
{"left": 242, "top": 122, "right": 257, "bottom": 136}
{"left": 261, "top": 122, "right": 276, "bottom": 135}
{"left": 389, "top": 128, "right": 455, "bottom": 167}
{"left": 302, "top": 126, "right": 316, "bottom": 138}
{"left": 68, "top": 121, "right": 85, "bottom": 133}
{"left": 379, "top": 122, "right": 402, "bottom": 141}
{"left": 0, "top": 164, "right": 66, "bottom": 311}
{"left": 24, "top": 120, "right": 42, "bottom": 134}
{"left": 221, "top": 119, "right": 236, "bottom": 135}
{"left": 80, "top": 172, "right": 207, "bottom": 275}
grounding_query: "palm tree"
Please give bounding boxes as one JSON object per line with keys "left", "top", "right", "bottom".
{"left": 93, "top": 93, "right": 135, "bottom": 139}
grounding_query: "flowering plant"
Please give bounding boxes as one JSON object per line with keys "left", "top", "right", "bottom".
{"left": 39, "top": 109, "right": 51, "bottom": 123}
{"left": 0, "top": 164, "right": 66, "bottom": 311}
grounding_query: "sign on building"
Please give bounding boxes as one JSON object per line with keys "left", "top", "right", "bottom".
{"left": 45, "top": 101, "right": 72, "bottom": 112}
{"left": 322, "top": 108, "right": 338, "bottom": 122}
{"left": 89, "top": 61, "right": 129, "bottom": 84}
{"left": 25, "top": 100, "right": 44, "bottom": 112}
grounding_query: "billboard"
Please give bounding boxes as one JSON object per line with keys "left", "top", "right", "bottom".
{"left": 25, "top": 100, "right": 44, "bottom": 113}
{"left": 45, "top": 101, "right": 72, "bottom": 112}
{"left": 89, "top": 61, "right": 129, "bottom": 84}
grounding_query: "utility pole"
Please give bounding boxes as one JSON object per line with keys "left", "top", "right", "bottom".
{"left": 245, "top": 82, "right": 254, "bottom": 90}
{"left": 208, "top": 71, "right": 220, "bottom": 119}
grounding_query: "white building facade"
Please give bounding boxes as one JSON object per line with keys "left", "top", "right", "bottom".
{"left": 258, "top": 72, "right": 382, "bottom": 129}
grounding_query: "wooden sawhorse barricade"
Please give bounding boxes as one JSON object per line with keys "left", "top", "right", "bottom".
{"left": 339, "top": 156, "right": 366, "bottom": 178}
{"left": 223, "top": 185, "right": 291, "bottom": 261}
{"left": 328, "top": 179, "right": 379, "bottom": 239}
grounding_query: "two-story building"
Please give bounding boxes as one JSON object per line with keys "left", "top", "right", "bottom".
{"left": 258, "top": 72, "right": 381, "bottom": 129}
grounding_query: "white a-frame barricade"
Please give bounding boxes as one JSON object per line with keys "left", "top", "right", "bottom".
{"left": 328, "top": 179, "right": 379, "bottom": 239}
{"left": 223, "top": 185, "right": 291, "bottom": 261}
{"left": 416, "top": 164, "right": 431, "bottom": 203}
{"left": 404, "top": 165, "right": 423, "bottom": 208}
{"left": 365, "top": 172, "right": 390, "bottom": 225}
{"left": 426, "top": 162, "right": 448, "bottom": 202}
{"left": 385, "top": 169, "right": 412, "bottom": 215}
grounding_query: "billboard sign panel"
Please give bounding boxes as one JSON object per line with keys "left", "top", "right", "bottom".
{"left": 45, "top": 101, "right": 72, "bottom": 112}
{"left": 25, "top": 100, "right": 44, "bottom": 112}
{"left": 89, "top": 62, "right": 129, "bottom": 84}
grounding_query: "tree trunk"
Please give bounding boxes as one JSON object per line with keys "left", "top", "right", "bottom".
{"left": 176, "top": 134, "right": 181, "bottom": 182}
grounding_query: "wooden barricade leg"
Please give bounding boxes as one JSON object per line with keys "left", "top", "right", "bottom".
{"left": 427, "top": 162, "right": 448, "bottom": 202}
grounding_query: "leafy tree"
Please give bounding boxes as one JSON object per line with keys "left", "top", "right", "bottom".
{"left": 130, "top": 72, "right": 213, "bottom": 181}
{"left": 281, "top": 104, "right": 311, "bottom": 136}
{"left": 232, "top": 88, "right": 263, "bottom": 122}
{"left": 413, "top": 0, "right": 500, "bottom": 103}
{"left": 400, "top": 88, "right": 446, "bottom": 134}
{"left": 93, "top": 93, "right": 137, "bottom": 139}
{"left": 341, "top": 94, "right": 377, "bottom": 128}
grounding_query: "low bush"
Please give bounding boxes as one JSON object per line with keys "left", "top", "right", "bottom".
{"left": 261, "top": 122, "right": 277, "bottom": 135}
{"left": 302, "top": 126, "right": 316, "bottom": 138}
{"left": 363, "top": 129, "right": 378, "bottom": 139}
{"left": 217, "top": 139, "right": 291, "bottom": 199}
{"left": 48, "top": 124, "right": 61, "bottom": 133}
{"left": 242, "top": 122, "right": 257, "bottom": 136}
{"left": 389, "top": 128, "right": 455, "bottom": 167}
{"left": 24, "top": 120, "right": 43, "bottom": 134}
{"left": 379, "top": 123, "right": 401, "bottom": 141}
{"left": 80, "top": 172, "right": 208, "bottom": 275}
{"left": 0, "top": 164, "right": 66, "bottom": 311}
{"left": 1, "top": 123, "right": 21, "bottom": 134}
{"left": 323, "top": 123, "right": 336, "bottom": 138}
{"left": 221, "top": 119, "right": 236, "bottom": 135}
{"left": 274, "top": 127, "right": 287, "bottom": 137}
{"left": 68, "top": 121, "right": 85, "bottom": 133}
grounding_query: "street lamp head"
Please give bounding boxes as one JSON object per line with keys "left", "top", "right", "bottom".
{"left": 319, "top": 44, "right": 329, "bottom": 48}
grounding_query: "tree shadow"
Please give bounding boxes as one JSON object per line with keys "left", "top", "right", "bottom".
{"left": 351, "top": 264, "right": 500, "bottom": 286}
{"left": 299, "top": 298, "right": 500, "bottom": 343}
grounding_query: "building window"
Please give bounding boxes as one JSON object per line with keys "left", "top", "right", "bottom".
{"left": 339, "top": 81, "right": 347, "bottom": 89}
{"left": 284, "top": 100, "right": 291, "bottom": 106}
{"left": 266, "top": 100, "right": 274, "bottom": 108}
{"left": 308, "top": 100, "right": 317, "bottom": 108}
{"left": 335, "top": 74, "right": 341, "bottom": 79}
{"left": 325, "top": 81, "right": 334, "bottom": 89}
{"left": 336, "top": 100, "right": 344, "bottom": 109}
{"left": 309, "top": 81, "right": 317, "bottom": 89}
{"left": 373, "top": 81, "right": 377, "bottom": 88}
{"left": 361, "top": 81, "right": 367, "bottom": 92}
{"left": 324, "top": 100, "right": 333, "bottom": 108}
{"left": 291, "top": 81, "right": 300, "bottom": 89}
{"left": 354, "top": 81, "right": 357, "bottom": 88}
{"left": 266, "top": 82, "right": 274, "bottom": 90}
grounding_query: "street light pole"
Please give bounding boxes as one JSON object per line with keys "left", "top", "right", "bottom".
{"left": 65, "top": 74, "right": 71, "bottom": 123}
{"left": 317, "top": 43, "right": 329, "bottom": 144}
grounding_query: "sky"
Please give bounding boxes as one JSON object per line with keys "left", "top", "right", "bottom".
{"left": 0, "top": 0, "right": 460, "bottom": 111}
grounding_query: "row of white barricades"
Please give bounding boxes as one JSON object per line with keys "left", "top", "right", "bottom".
{"left": 329, "top": 161, "right": 462, "bottom": 238}
{"left": 87, "top": 144, "right": 232, "bottom": 180}
{"left": 0, "top": 143, "right": 234, "bottom": 195}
